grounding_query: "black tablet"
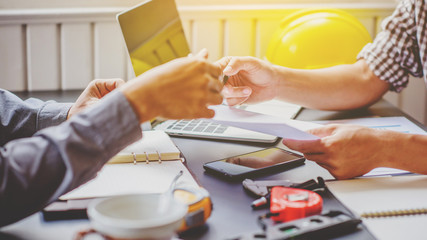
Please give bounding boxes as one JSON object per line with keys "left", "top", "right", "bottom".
{"left": 203, "top": 147, "right": 305, "bottom": 180}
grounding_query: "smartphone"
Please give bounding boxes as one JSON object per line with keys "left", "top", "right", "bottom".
{"left": 203, "top": 147, "right": 305, "bottom": 180}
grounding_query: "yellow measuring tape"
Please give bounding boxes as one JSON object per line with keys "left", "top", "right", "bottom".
{"left": 174, "top": 187, "right": 212, "bottom": 232}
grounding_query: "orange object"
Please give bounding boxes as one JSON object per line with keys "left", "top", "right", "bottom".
{"left": 270, "top": 186, "right": 323, "bottom": 222}
{"left": 174, "top": 187, "right": 212, "bottom": 232}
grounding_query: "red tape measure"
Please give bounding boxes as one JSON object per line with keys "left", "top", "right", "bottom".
{"left": 270, "top": 186, "right": 323, "bottom": 222}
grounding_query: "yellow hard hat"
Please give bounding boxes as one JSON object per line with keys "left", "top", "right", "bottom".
{"left": 266, "top": 9, "right": 372, "bottom": 69}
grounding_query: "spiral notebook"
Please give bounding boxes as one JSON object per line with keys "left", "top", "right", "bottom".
{"left": 326, "top": 175, "right": 427, "bottom": 239}
{"left": 60, "top": 130, "right": 198, "bottom": 200}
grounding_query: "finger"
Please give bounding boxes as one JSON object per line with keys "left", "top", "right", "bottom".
{"left": 215, "top": 56, "right": 232, "bottom": 72}
{"left": 94, "top": 79, "right": 124, "bottom": 95}
{"left": 222, "top": 85, "right": 252, "bottom": 98}
{"left": 114, "top": 79, "right": 126, "bottom": 88}
{"left": 223, "top": 97, "right": 248, "bottom": 106}
{"left": 195, "top": 108, "right": 216, "bottom": 119}
{"left": 205, "top": 61, "right": 223, "bottom": 79}
{"left": 98, "top": 78, "right": 124, "bottom": 90}
{"left": 195, "top": 48, "right": 209, "bottom": 59}
{"left": 206, "top": 74, "right": 223, "bottom": 93}
{"left": 223, "top": 56, "right": 253, "bottom": 75}
{"left": 307, "top": 125, "right": 337, "bottom": 138}
{"left": 282, "top": 138, "right": 326, "bottom": 154}
{"left": 206, "top": 91, "right": 224, "bottom": 106}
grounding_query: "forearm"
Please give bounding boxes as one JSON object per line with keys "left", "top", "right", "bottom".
{"left": 0, "top": 89, "right": 72, "bottom": 144}
{"left": 0, "top": 90, "right": 141, "bottom": 227}
{"left": 382, "top": 132, "right": 427, "bottom": 174}
{"left": 274, "top": 60, "right": 389, "bottom": 110}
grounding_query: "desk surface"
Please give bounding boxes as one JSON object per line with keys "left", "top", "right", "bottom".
{"left": 1, "top": 91, "right": 425, "bottom": 240}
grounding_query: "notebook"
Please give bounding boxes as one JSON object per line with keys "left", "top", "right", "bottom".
{"left": 326, "top": 175, "right": 427, "bottom": 239}
{"left": 60, "top": 130, "right": 198, "bottom": 200}
{"left": 60, "top": 161, "right": 197, "bottom": 200}
{"left": 116, "top": 0, "right": 301, "bottom": 143}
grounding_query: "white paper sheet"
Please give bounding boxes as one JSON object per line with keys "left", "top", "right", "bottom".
{"left": 239, "top": 100, "right": 302, "bottom": 119}
{"left": 60, "top": 160, "right": 198, "bottom": 200}
{"left": 314, "top": 116, "right": 427, "bottom": 135}
{"left": 208, "top": 105, "right": 321, "bottom": 140}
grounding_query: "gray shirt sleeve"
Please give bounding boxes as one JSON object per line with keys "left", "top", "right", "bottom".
{"left": 0, "top": 90, "right": 142, "bottom": 227}
{"left": 0, "top": 89, "right": 73, "bottom": 146}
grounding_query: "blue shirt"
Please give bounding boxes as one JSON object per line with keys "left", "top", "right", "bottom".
{"left": 0, "top": 89, "right": 141, "bottom": 227}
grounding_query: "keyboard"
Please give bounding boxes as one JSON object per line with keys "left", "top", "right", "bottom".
{"left": 166, "top": 119, "right": 229, "bottom": 134}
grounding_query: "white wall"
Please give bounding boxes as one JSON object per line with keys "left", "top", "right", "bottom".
{"left": 0, "top": 0, "right": 426, "bottom": 124}
{"left": 0, "top": 0, "right": 398, "bottom": 9}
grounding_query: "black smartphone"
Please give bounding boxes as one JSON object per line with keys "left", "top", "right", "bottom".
{"left": 203, "top": 147, "right": 305, "bottom": 180}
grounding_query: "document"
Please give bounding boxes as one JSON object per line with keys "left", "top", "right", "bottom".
{"left": 209, "top": 105, "right": 321, "bottom": 140}
{"left": 314, "top": 116, "right": 426, "bottom": 135}
{"left": 326, "top": 175, "right": 427, "bottom": 240}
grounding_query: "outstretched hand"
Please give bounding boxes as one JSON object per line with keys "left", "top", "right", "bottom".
{"left": 121, "top": 55, "right": 223, "bottom": 123}
{"left": 68, "top": 79, "right": 125, "bottom": 119}
{"left": 216, "top": 56, "right": 279, "bottom": 106}
{"left": 282, "top": 124, "right": 396, "bottom": 179}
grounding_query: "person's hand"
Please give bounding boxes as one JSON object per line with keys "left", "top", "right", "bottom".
{"left": 216, "top": 56, "right": 279, "bottom": 106}
{"left": 68, "top": 79, "right": 125, "bottom": 119}
{"left": 121, "top": 56, "right": 223, "bottom": 123}
{"left": 282, "top": 124, "right": 395, "bottom": 180}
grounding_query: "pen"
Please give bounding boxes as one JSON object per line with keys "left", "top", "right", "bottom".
{"left": 222, "top": 75, "right": 229, "bottom": 85}
{"left": 251, "top": 192, "right": 271, "bottom": 209}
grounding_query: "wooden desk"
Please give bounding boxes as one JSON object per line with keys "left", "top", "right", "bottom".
{"left": 1, "top": 91, "right": 424, "bottom": 240}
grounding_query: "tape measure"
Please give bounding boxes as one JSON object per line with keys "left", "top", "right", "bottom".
{"left": 270, "top": 186, "right": 322, "bottom": 222}
{"left": 174, "top": 186, "right": 212, "bottom": 232}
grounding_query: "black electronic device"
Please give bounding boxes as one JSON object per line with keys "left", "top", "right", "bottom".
{"left": 264, "top": 210, "right": 362, "bottom": 240}
{"left": 229, "top": 210, "right": 362, "bottom": 240}
{"left": 203, "top": 147, "right": 305, "bottom": 180}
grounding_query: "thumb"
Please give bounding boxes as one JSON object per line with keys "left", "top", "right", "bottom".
{"left": 307, "top": 125, "right": 337, "bottom": 138}
{"left": 195, "top": 48, "right": 209, "bottom": 59}
{"left": 222, "top": 85, "right": 251, "bottom": 106}
{"left": 93, "top": 78, "right": 125, "bottom": 96}
{"left": 103, "top": 79, "right": 125, "bottom": 91}
{"left": 282, "top": 138, "right": 325, "bottom": 154}
{"left": 222, "top": 85, "right": 252, "bottom": 98}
